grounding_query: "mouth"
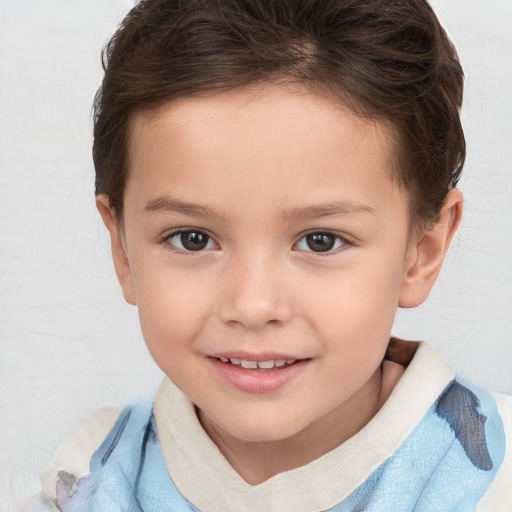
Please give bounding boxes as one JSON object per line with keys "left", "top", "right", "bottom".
{"left": 212, "top": 356, "right": 301, "bottom": 371}
{"left": 208, "top": 354, "right": 310, "bottom": 393}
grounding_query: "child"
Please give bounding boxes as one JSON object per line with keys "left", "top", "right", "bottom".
{"left": 36, "top": 0, "right": 511, "bottom": 510}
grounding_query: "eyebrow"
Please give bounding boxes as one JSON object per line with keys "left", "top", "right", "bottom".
{"left": 144, "top": 196, "right": 375, "bottom": 222}
{"left": 144, "top": 196, "right": 229, "bottom": 221}
{"left": 279, "top": 202, "right": 376, "bottom": 223}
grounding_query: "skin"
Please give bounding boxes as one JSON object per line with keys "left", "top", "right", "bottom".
{"left": 97, "top": 83, "right": 462, "bottom": 484}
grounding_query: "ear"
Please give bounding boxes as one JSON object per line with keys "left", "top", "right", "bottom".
{"left": 399, "top": 189, "right": 463, "bottom": 308}
{"left": 96, "top": 194, "right": 136, "bottom": 306}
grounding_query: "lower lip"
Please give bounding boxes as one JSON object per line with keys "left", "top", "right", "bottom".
{"left": 208, "top": 358, "right": 309, "bottom": 394}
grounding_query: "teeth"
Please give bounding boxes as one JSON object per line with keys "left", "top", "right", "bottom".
{"left": 257, "top": 360, "right": 275, "bottom": 369}
{"left": 218, "top": 357, "right": 298, "bottom": 369}
{"left": 240, "top": 360, "right": 258, "bottom": 369}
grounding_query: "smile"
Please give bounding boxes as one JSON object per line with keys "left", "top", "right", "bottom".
{"left": 216, "top": 356, "right": 297, "bottom": 370}
{"left": 209, "top": 355, "right": 309, "bottom": 393}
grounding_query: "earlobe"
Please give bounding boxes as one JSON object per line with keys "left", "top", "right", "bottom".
{"left": 399, "top": 189, "right": 463, "bottom": 308}
{"left": 96, "top": 195, "right": 137, "bottom": 306}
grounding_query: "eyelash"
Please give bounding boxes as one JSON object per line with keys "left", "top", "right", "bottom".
{"left": 161, "top": 229, "right": 351, "bottom": 255}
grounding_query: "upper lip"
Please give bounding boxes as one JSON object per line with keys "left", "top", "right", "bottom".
{"left": 210, "top": 351, "right": 305, "bottom": 361}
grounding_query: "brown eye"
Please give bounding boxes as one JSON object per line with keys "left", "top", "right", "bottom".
{"left": 306, "top": 233, "right": 335, "bottom": 252}
{"left": 168, "top": 230, "right": 215, "bottom": 252}
{"left": 296, "top": 232, "right": 346, "bottom": 253}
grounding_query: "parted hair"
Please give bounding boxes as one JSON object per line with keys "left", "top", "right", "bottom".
{"left": 93, "top": 0, "right": 465, "bottom": 230}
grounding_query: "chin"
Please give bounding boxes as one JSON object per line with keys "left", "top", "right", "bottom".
{"left": 221, "top": 414, "right": 308, "bottom": 443}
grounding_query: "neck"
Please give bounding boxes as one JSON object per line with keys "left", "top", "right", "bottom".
{"left": 198, "top": 361, "right": 403, "bottom": 484}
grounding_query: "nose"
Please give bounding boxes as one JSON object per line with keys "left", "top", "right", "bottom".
{"left": 217, "top": 253, "right": 293, "bottom": 330}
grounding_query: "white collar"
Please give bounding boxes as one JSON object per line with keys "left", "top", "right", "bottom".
{"left": 153, "top": 341, "right": 455, "bottom": 512}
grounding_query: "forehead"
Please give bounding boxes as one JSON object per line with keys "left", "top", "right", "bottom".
{"left": 125, "top": 83, "right": 405, "bottom": 222}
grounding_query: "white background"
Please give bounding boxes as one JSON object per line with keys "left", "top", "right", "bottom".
{"left": 1, "top": 1, "right": 511, "bottom": 510}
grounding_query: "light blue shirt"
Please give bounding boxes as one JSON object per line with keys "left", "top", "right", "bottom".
{"left": 56, "top": 379, "right": 505, "bottom": 512}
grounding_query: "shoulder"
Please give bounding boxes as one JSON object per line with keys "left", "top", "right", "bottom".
{"left": 431, "top": 378, "right": 512, "bottom": 511}
{"left": 41, "top": 406, "right": 122, "bottom": 502}
{"left": 477, "top": 392, "right": 512, "bottom": 512}
{"left": 383, "top": 342, "right": 511, "bottom": 510}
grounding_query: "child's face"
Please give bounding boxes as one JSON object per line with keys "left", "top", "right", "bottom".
{"left": 113, "top": 84, "right": 419, "bottom": 443}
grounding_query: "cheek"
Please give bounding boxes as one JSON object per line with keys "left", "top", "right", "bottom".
{"left": 301, "top": 257, "right": 405, "bottom": 359}
{"left": 130, "top": 262, "right": 215, "bottom": 362}
{"left": 307, "top": 264, "right": 402, "bottom": 327}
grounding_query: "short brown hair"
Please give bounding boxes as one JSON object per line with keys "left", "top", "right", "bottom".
{"left": 93, "top": 0, "right": 465, "bottom": 229}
